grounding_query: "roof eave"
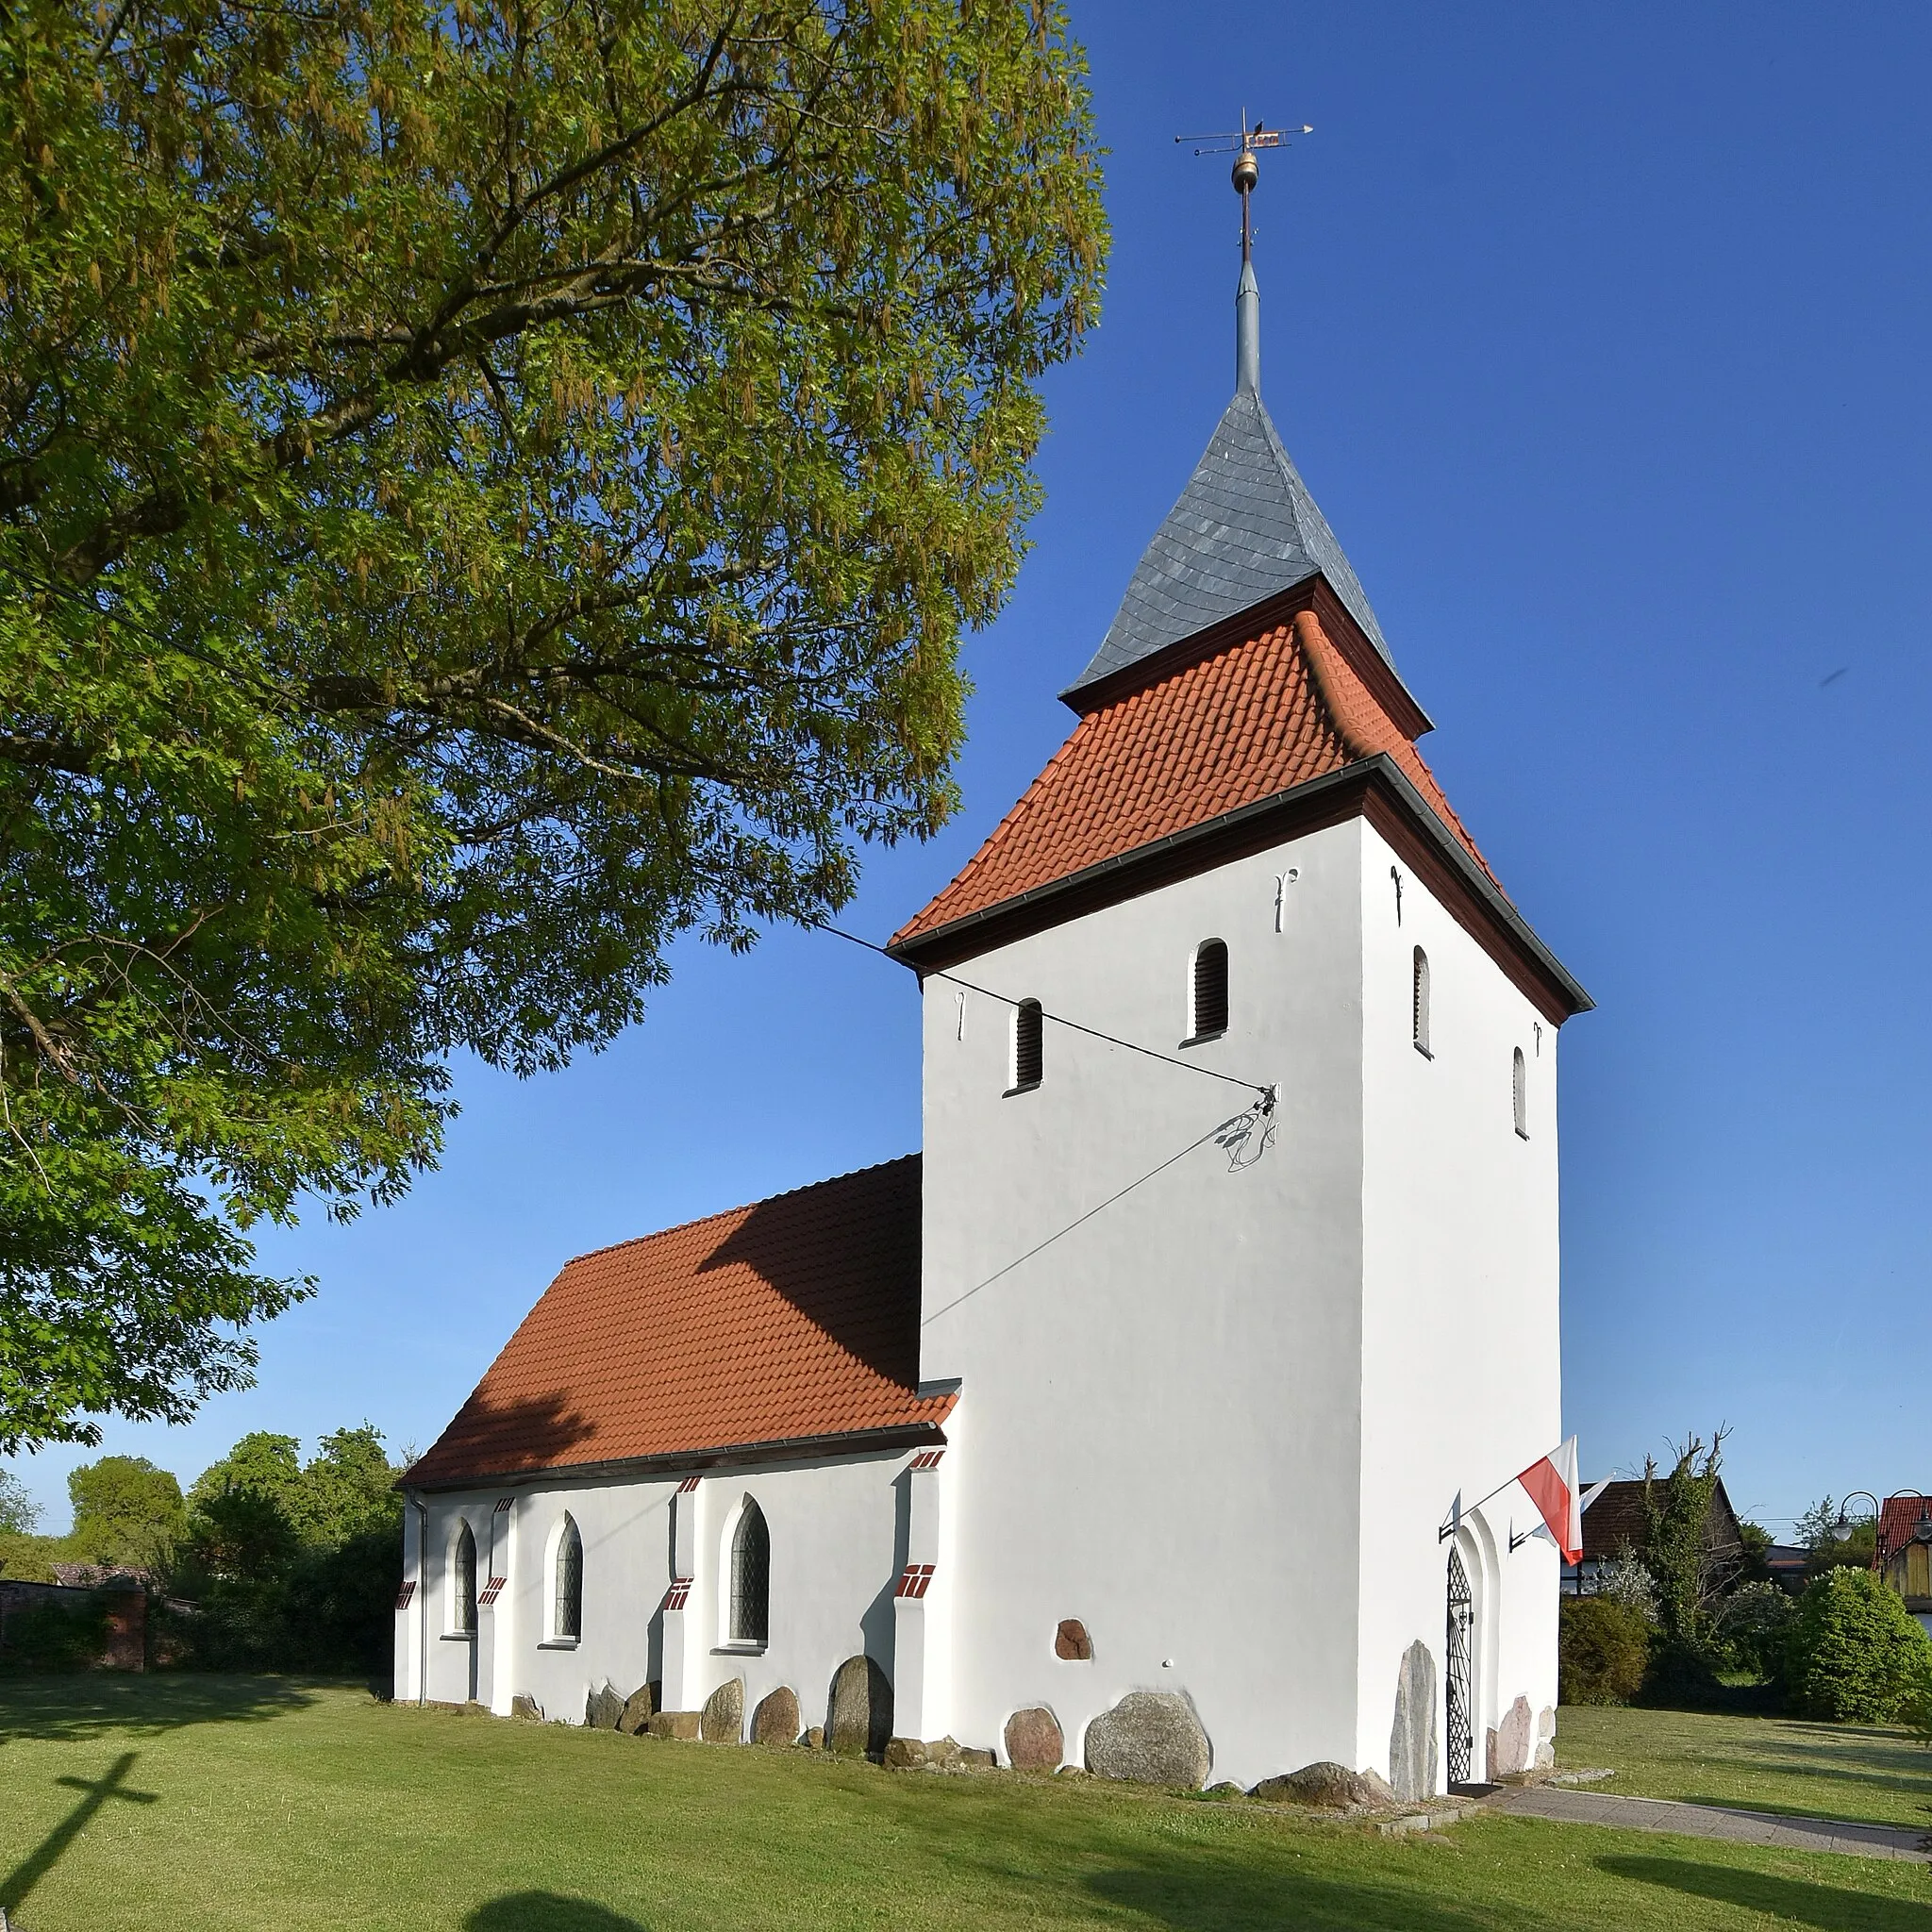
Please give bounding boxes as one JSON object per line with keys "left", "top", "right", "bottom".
{"left": 402, "top": 1416, "right": 951, "bottom": 1496}
{"left": 891, "top": 754, "right": 1591, "bottom": 1025}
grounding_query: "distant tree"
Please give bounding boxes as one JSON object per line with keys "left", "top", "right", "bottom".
{"left": 66, "top": 1454, "right": 186, "bottom": 1570}
{"left": 1795, "top": 1497, "right": 1879, "bottom": 1578}
{"left": 1640, "top": 1429, "right": 1737, "bottom": 1645}
{"left": 0, "top": 1469, "right": 38, "bottom": 1535}
{"left": 0, "top": 0, "right": 1107, "bottom": 1455}
{"left": 187, "top": 1433, "right": 303, "bottom": 1518}
{"left": 1736, "top": 1520, "right": 1774, "bottom": 1586}
{"left": 289, "top": 1426, "right": 402, "bottom": 1548}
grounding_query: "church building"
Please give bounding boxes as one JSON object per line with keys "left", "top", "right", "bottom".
{"left": 397, "top": 144, "right": 1591, "bottom": 1799}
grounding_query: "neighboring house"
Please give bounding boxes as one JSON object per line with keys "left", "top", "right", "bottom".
{"left": 1763, "top": 1544, "right": 1810, "bottom": 1595}
{"left": 398, "top": 199, "right": 1591, "bottom": 1799}
{"left": 1561, "top": 1479, "right": 1743, "bottom": 1596}
{"left": 1874, "top": 1495, "right": 1932, "bottom": 1635}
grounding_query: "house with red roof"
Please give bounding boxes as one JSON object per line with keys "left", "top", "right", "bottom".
{"left": 398, "top": 158, "right": 1590, "bottom": 1797}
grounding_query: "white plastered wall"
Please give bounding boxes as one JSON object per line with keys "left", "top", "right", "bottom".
{"left": 918, "top": 819, "right": 1371, "bottom": 1789}
{"left": 399, "top": 1447, "right": 907, "bottom": 1730}
{"left": 1354, "top": 822, "right": 1563, "bottom": 1789}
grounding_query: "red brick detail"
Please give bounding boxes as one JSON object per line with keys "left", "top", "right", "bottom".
{"left": 895, "top": 1563, "right": 936, "bottom": 1600}
{"left": 893, "top": 611, "right": 1499, "bottom": 950}
{"left": 408, "top": 1158, "right": 953, "bottom": 1486}
{"left": 477, "top": 1575, "right": 508, "bottom": 1607}
{"left": 394, "top": 1581, "right": 416, "bottom": 1610}
{"left": 676, "top": 1474, "right": 701, "bottom": 1494}
{"left": 665, "top": 1577, "right": 692, "bottom": 1612}
{"left": 908, "top": 1449, "right": 944, "bottom": 1473}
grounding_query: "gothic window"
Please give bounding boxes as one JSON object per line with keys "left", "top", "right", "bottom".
{"left": 1009, "top": 999, "right": 1043, "bottom": 1092}
{"left": 1412, "top": 947, "right": 1432, "bottom": 1058}
{"left": 730, "top": 1498, "right": 770, "bottom": 1646}
{"left": 1512, "top": 1046, "right": 1528, "bottom": 1139}
{"left": 451, "top": 1522, "right": 476, "bottom": 1635}
{"left": 1190, "top": 940, "right": 1229, "bottom": 1040}
{"left": 554, "top": 1514, "right": 582, "bottom": 1641}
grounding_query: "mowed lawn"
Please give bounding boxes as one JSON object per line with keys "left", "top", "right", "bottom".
{"left": 4, "top": 1680, "right": 1932, "bottom": 1930}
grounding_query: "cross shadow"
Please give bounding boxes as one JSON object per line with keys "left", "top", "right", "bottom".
{"left": 1597, "top": 1855, "right": 1932, "bottom": 1930}
{"left": 466, "top": 1896, "right": 647, "bottom": 1930}
{"left": 1, "top": 1750, "right": 158, "bottom": 1916}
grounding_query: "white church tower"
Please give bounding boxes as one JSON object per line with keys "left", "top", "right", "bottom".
{"left": 886, "top": 130, "right": 1591, "bottom": 1794}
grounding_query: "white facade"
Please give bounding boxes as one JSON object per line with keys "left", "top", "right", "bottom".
{"left": 399, "top": 808, "right": 1574, "bottom": 1795}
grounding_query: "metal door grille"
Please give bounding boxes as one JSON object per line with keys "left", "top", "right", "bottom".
{"left": 1446, "top": 1546, "right": 1474, "bottom": 1787}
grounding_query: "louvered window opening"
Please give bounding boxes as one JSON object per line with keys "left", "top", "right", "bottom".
{"left": 1412, "top": 947, "right": 1431, "bottom": 1057}
{"left": 1512, "top": 1047, "right": 1528, "bottom": 1139}
{"left": 1191, "top": 940, "right": 1229, "bottom": 1038}
{"left": 731, "top": 1500, "right": 770, "bottom": 1645}
{"left": 453, "top": 1524, "right": 476, "bottom": 1635}
{"left": 555, "top": 1517, "right": 582, "bottom": 1641}
{"left": 1011, "top": 1000, "right": 1043, "bottom": 1091}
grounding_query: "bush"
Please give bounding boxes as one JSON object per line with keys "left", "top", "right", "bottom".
{"left": 1787, "top": 1569, "right": 1932, "bottom": 1723}
{"left": 1716, "top": 1579, "right": 1800, "bottom": 1681}
{"left": 1641, "top": 1635, "right": 1724, "bottom": 1707}
{"left": 1560, "top": 1595, "right": 1653, "bottom": 1705}
{"left": 0, "top": 1592, "right": 111, "bottom": 1671}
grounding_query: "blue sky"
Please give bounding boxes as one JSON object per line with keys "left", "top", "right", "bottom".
{"left": 11, "top": 4, "right": 1931, "bottom": 1541}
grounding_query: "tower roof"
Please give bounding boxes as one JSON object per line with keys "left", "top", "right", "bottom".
{"left": 1063, "top": 387, "right": 1398, "bottom": 703}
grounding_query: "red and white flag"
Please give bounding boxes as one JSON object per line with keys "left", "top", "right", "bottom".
{"left": 1517, "top": 1437, "right": 1584, "bottom": 1563}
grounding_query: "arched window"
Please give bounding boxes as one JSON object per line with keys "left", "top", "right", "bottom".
{"left": 1190, "top": 940, "right": 1229, "bottom": 1040}
{"left": 1009, "top": 999, "right": 1042, "bottom": 1092}
{"left": 730, "top": 1498, "right": 770, "bottom": 1645}
{"left": 1512, "top": 1046, "right": 1528, "bottom": 1139}
{"left": 451, "top": 1522, "right": 476, "bottom": 1635}
{"left": 1412, "top": 947, "right": 1432, "bottom": 1058}
{"left": 553, "top": 1514, "right": 582, "bottom": 1641}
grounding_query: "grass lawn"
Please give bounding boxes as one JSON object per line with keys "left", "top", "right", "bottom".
{"left": 1558, "top": 1703, "right": 1932, "bottom": 1831}
{"left": 3, "top": 1679, "right": 1932, "bottom": 1930}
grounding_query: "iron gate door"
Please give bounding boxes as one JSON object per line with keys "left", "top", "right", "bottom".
{"left": 1445, "top": 1546, "right": 1474, "bottom": 1787}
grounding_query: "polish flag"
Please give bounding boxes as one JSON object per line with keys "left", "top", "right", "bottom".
{"left": 1517, "top": 1437, "right": 1584, "bottom": 1563}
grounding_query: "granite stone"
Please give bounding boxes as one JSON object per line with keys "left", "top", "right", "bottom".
{"left": 1004, "top": 1707, "right": 1065, "bottom": 1773}
{"left": 701, "top": 1676, "right": 745, "bottom": 1744}
{"left": 1388, "top": 1640, "right": 1438, "bottom": 1803}
{"left": 752, "top": 1686, "right": 801, "bottom": 1747}
{"left": 826, "top": 1655, "right": 892, "bottom": 1758}
{"left": 1083, "top": 1691, "right": 1210, "bottom": 1789}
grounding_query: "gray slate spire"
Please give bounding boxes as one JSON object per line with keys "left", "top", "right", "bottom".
{"left": 1064, "top": 258, "right": 1395, "bottom": 702}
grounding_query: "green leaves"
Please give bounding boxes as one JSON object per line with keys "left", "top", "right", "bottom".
{"left": 0, "top": 1, "right": 1106, "bottom": 1447}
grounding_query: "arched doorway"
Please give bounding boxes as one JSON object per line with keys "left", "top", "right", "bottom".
{"left": 1445, "top": 1545, "right": 1474, "bottom": 1787}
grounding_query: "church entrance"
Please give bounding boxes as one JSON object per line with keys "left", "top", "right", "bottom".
{"left": 1445, "top": 1546, "right": 1474, "bottom": 1787}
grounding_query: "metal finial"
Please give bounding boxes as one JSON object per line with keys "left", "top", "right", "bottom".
{"left": 1174, "top": 116, "right": 1311, "bottom": 397}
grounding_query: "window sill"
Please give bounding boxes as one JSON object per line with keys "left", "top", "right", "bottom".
{"left": 1003, "top": 1079, "right": 1040, "bottom": 1098}
{"left": 1179, "top": 1028, "right": 1225, "bottom": 1048}
{"left": 537, "top": 1637, "right": 580, "bottom": 1650}
{"left": 713, "top": 1642, "right": 767, "bottom": 1656}
{"left": 440, "top": 1631, "right": 476, "bottom": 1643}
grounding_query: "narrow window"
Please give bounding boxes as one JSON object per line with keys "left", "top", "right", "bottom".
{"left": 1009, "top": 999, "right": 1042, "bottom": 1091}
{"left": 452, "top": 1522, "right": 476, "bottom": 1635}
{"left": 1190, "top": 940, "right": 1229, "bottom": 1040}
{"left": 1512, "top": 1046, "right": 1528, "bottom": 1139}
{"left": 730, "top": 1498, "right": 770, "bottom": 1645}
{"left": 1412, "top": 947, "right": 1432, "bottom": 1058}
{"left": 554, "top": 1514, "right": 582, "bottom": 1641}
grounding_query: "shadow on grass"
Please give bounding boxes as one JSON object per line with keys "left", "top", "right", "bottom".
{"left": 467, "top": 1897, "right": 647, "bottom": 1930}
{"left": 1084, "top": 1845, "right": 1531, "bottom": 1931}
{"left": 0, "top": 1671, "right": 320, "bottom": 1745}
{"left": 1600, "top": 1855, "right": 1932, "bottom": 1929}
{"left": 1, "top": 1749, "right": 158, "bottom": 1918}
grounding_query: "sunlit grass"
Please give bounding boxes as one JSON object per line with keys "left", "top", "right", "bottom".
{"left": 1, "top": 1677, "right": 1930, "bottom": 1929}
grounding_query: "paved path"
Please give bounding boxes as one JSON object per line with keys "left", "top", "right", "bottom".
{"left": 1486, "top": 1783, "right": 1932, "bottom": 1863}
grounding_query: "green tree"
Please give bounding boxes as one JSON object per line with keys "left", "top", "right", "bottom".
{"left": 0, "top": 1469, "right": 38, "bottom": 1534}
{"left": 1796, "top": 1497, "right": 1879, "bottom": 1578}
{"left": 65, "top": 1453, "right": 186, "bottom": 1569}
{"left": 1639, "top": 1430, "right": 1737, "bottom": 1648}
{"left": 1787, "top": 1569, "right": 1932, "bottom": 1724}
{"left": 186, "top": 1432, "right": 302, "bottom": 1518}
{"left": 289, "top": 1425, "right": 401, "bottom": 1547}
{"left": 0, "top": 1, "right": 1107, "bottom": 1451}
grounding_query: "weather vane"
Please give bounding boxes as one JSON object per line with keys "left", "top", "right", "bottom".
{"left": 1174, "top": 115, "right": 1313, "bottom": 260}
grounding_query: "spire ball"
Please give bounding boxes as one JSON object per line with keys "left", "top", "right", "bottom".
{"left": 1231, "top": 147, "right": 1258, "bottom": 194}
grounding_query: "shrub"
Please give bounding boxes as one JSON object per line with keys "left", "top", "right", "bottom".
{"left": 0, "top": 1592, "right": 111, "bottom": 1671}
{"left": 1787, "top": 1569, "right": 1932, "bottom": 1723}
{"left": 1560, "top": 1595, "right": 1653, "bottom": 1705}
{"left": 1716, "top": 1579, "right": 1800, "bottom": 1681}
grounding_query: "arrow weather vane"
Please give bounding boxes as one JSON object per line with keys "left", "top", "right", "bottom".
{"left": 1174, "top": 114, "right": 1313, "bottom": 259}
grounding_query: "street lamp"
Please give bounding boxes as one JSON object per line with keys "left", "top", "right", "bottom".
{"left": 1833, "top": 1492, "right": 1881, "bottom": 1537}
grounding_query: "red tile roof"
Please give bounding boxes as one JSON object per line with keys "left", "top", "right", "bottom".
{"left": 892, "top": 607, "right": 1499, "bottom": 949}
{"left": 408, "top": 1157, "right": 949, "bottom": 1488}
{"left": 1876, "top": 1494, "right": 1932, "bottom": 1563}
